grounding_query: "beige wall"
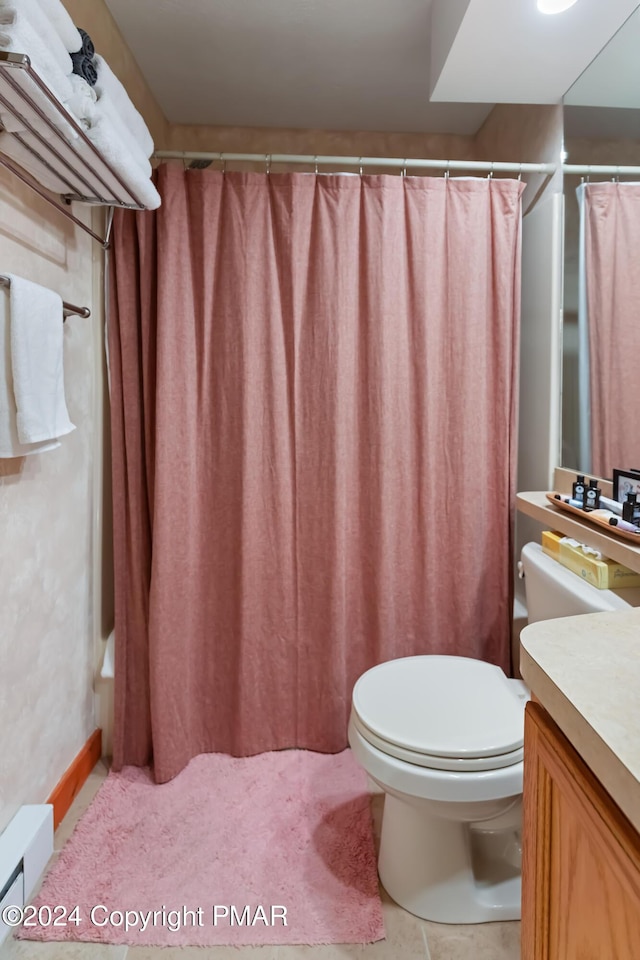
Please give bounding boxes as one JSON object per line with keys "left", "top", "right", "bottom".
{"left": 164, "top": 123, "right": 475, "bottom": 166}
{"left": 474, "top": 103, "right": 564, "bottom": 211}
{"left": 0, "top": 0, "right": 168, "bottom": 835}
{"left": 565, "top": 136, "right": 640, "bottom": 166}
{"left": 0, "top": 187, "right": 101, "bottom": 834}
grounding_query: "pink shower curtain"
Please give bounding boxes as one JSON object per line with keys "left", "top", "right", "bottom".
{"left": 584, "top": 183, "right": 640, "bottom": 478}
{"left": 109, "top": 164, "right": 524, "bottom": 782}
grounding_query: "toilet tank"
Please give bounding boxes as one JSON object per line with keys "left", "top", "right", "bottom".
{"left": 521, "top": 542, "right": 640, "bottom": 623}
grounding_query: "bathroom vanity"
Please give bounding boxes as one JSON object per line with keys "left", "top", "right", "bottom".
{"left": 519, "top": 610, "right": 640, "bottom": 960}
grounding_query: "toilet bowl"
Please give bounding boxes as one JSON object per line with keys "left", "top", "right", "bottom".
{"left": 350, "top": 541, "right": 640, "bottom": 924}
{"left": 349, "top": 655, "right": 527, "bottom": 924}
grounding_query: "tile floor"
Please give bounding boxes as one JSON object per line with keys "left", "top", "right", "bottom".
{"left": 2, "top": 763, "right": 520, "bottom": 960}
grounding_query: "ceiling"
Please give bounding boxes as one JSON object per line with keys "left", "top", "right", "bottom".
{"left": 104, "top": 0, "right": 640, "bottom": 135}
{"left": 565, "top": 5, "right": 640, "bottom": 109}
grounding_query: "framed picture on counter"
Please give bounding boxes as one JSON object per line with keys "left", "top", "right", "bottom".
{"left": 612, "top": 468, "right": 640, "bottom": 503}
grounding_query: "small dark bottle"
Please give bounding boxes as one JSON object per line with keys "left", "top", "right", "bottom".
{"left": 584, "top": 478, "right": 601, "bottom": 510}
{"left": 572, "top": 474, "right": 586, "bottom": 504}
{"left": 622, "top": 493, "right": 640, "bottom": 524}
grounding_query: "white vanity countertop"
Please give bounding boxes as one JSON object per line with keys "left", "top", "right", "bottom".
{"left": 520, "top": 609, "right": 640, "bottom": 833}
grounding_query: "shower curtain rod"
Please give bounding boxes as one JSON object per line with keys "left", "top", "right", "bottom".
{"left": 154, "top": 151, "right": 556, "bottom": 176}
{"left": 564, "top": 163, "right": 640, "bottom": 177}
{"left": 0, "top": 275, "right": 91, "bottom": 319}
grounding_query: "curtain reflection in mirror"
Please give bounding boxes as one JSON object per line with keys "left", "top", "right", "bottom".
{"left": 576, "top": 182, "right": 640, "bottom": 479}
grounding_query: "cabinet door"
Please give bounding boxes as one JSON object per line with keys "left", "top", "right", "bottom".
{"left": 522, "top": 702, "right": 640, "bottom": 960}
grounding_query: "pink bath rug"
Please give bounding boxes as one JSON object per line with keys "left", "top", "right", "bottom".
{"left": 17, "top": 749, "right": 384, "bottom": 947}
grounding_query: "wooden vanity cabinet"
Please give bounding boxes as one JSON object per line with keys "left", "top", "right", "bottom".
{"left": 522, "top": 702, "right": 640, "bottom": 960}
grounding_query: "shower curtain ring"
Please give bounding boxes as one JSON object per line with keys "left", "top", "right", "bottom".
{"left": 488, "top": 162, "right": 494, "bottom": 180}
{"left": 220, "top": 153, "right": 226, "bottom": 176}
{"left": 265, "top": 154, "right": 272, "bottom": 175}
{"left": 359, "top": 158, "right": 363, "bottom": 177}
{"left": 518, "top": 163, "right": 523, "bottom": 182}
{"left": 444, "top": 162, "right": 450, "bottom": 180}
{"left": 314, "top": 156, "right": 319, "bottom": 175}
{"left": 401, "top": 159, "right": 407, "bottom": 178}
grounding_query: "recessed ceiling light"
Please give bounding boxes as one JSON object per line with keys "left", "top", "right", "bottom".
{"left": 537, "top": 0, "right": 579, "bottom": 13}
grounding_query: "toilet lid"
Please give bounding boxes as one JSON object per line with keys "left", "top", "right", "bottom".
{"left": 352, "top": 656, "right": 525, "bottom": 764}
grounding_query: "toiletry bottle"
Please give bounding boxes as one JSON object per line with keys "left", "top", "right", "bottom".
{"left": 572, "top": 474, "right": 586, "bottom": 503}
{"left": 622, "top": 493, "right": 640, "bottom": 525}
{"left": 585, "top": 478, "right": 601, "bottom": 510}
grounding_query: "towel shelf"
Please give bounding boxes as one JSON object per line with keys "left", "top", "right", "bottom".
{"left": 0, "top": 51, "right": 149, "bottom": 246}
{"left": 0, "top": 274, "right": 90, "bottom": 319}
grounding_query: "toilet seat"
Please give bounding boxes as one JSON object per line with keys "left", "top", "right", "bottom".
{"left": 351, "top": 711, "right": 523, "bottom": 771}
{"left": 352, "top": 655, "right": 526, "bottom": 773}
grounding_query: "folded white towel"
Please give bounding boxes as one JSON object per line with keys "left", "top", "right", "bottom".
{"left": 88, "top": 102, "right": 152, "bottom": 179}
{"left": 34, "top": 0, "right": 82, "bottom": 53}
{"left": 0, "top": 288, "right": 61, "bottom": 457}
{"left": 0, "top": 92, "right": 77, "bottom": 139}
{"left": 0, "top": 0, "right": 74, "bottom": 105}
{"left": 0, "top": 132, "right": 80, "bottom": 195}
{"left": 6, "top": 274, "right": 75, "bottom": 445}
{"left": 84, "top": 120, "right": 160, "bottom": 209}
{"left": 0, "top": 131, "right": 76, "bottom": 192}
{"left": 93, "top": 54, "right": 154, "bottom": 160}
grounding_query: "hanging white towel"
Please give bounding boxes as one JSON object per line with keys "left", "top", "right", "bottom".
{"left": 34, "top": 0, "right": 82, "bottom": 53}
{"left": 6, "top": 275, "right": 75, "bottom": 445}
{"left": 0, "top": 288, "right": 60, "bottom": 457}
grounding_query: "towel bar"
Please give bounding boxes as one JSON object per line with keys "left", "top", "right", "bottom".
{"left": 0, "top": 275, "right": 90, "bottom": 319}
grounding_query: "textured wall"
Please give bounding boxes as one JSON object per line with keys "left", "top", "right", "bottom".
{"left": 164, "top": 123, "right": 475, "bottom": 164}
{"left": 0, "top": 0, "right": 165, "bottom": 835}
{"left": 0, "top": 183, "right": 100, "bottom": 835}
{"left": 473, "top": 103, "right": 564, "bottom": 212}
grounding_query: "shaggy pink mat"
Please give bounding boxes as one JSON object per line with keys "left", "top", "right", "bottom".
{"left": 18, "top": 749, "right": 384, "bottom": 947}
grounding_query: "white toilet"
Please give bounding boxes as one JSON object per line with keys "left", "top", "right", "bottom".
{"left": 348, "top": 540, "right": 640, "bottom": 924}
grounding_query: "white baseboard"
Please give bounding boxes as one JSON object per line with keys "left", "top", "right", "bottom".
{"left": 0, "top": 805, "right": 53, "bottom": 945}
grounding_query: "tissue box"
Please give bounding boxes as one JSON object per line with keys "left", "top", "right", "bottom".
{"left": 541, "top": 530, "right": 640, "bottom": 589}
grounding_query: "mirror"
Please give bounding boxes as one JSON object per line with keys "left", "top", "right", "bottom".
{"left": 562, "top": 6, "right": 640, "bottom": 478}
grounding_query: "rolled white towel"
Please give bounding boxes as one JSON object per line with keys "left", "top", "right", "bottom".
{"left": 0, "top": 286, "right": 62, "bottom": 458}
{"left": 6, "top": 274, "right": 75, "bottom": 445}
{"left": 83, "top": 119, "right": 160, "bottom": 208}
{"left": 0, "top": 0, "right": 74, "bottom": 101}
{"left": 34, "top": 0, "right": 82, "bottom": 53}
{"left": 93, "top": 54, "right": 154, "bottom": 159}
{"left": 67, "top": 73, "right": 97, "bottom": 129}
